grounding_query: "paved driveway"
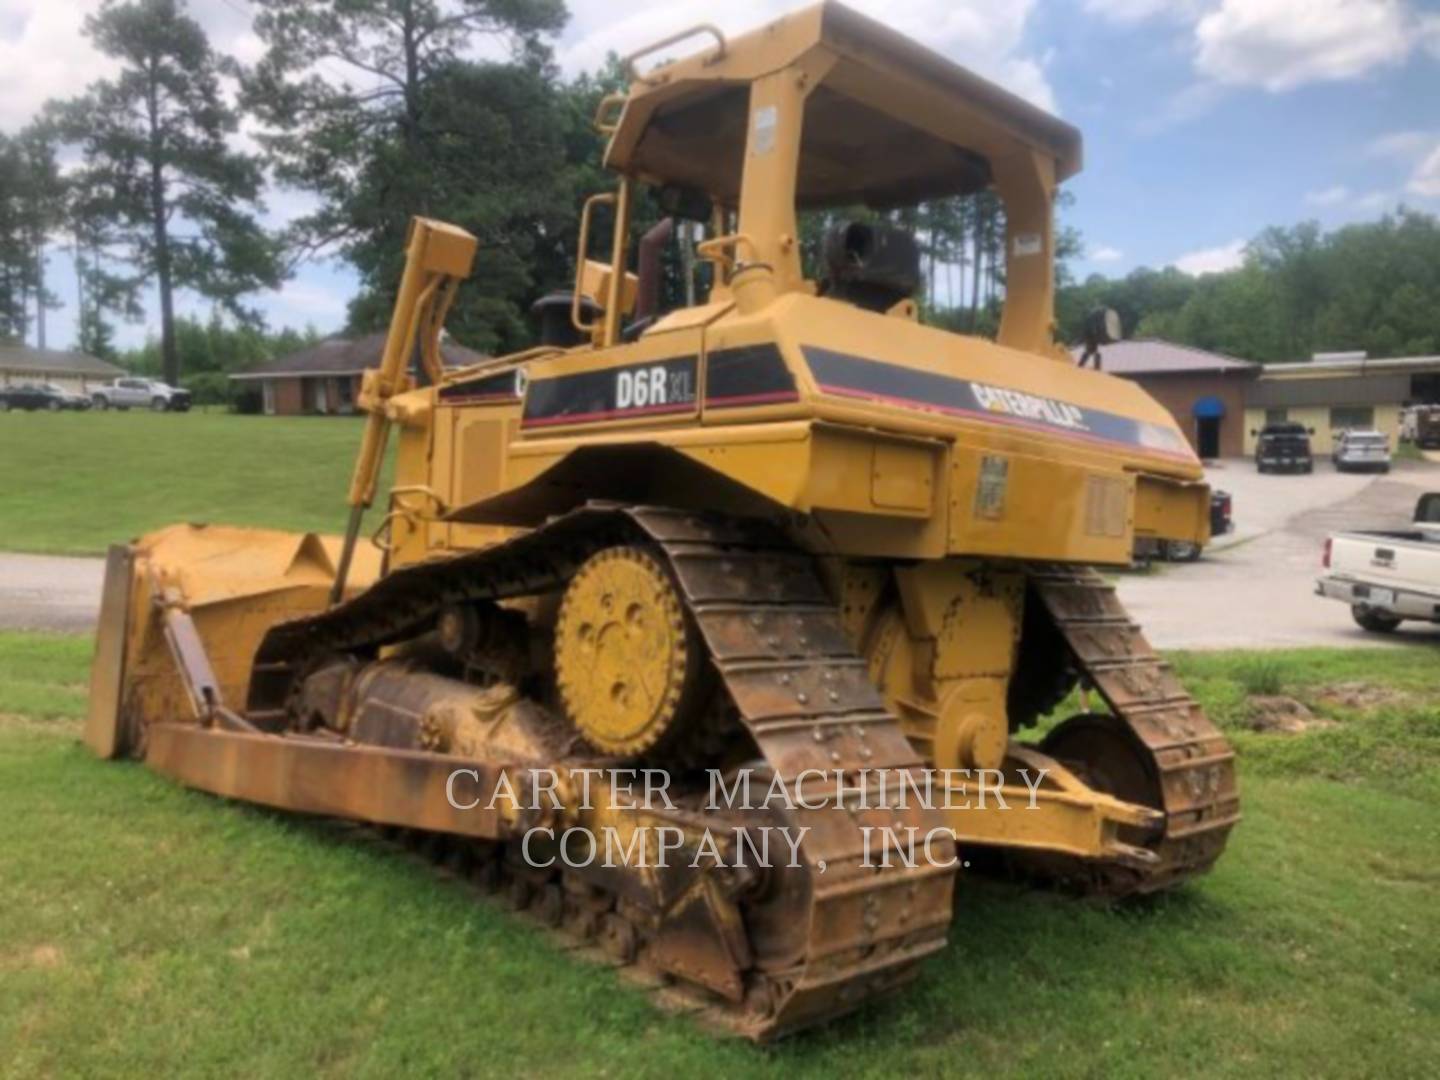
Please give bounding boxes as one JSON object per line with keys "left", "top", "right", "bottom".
{"left": 3, "top": 458, "right": 1437, "bottom": 648}
{"left": 0, "top": 552, "right": 106, "bottom": 633}
{"left": 1119, "top": 457, "right": 1440, "bottom": 650}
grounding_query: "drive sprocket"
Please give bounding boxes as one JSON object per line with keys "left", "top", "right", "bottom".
{"left": 554, "top": 544, "right": 701, "bottom": 757}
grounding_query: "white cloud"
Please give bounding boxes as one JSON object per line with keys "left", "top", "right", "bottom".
{"left": 1135, "top": 80, "right": 1229, "bottom": 135}
{"left": 1303, "top": 184, "right": 1350, "bottom": 206}
{"left": 1353, "top": 189, "right": 1394, "bottom": 210}
{"left": 1172, "top": 238, "right": 1246, "bottom": 275}
{"left": 0, "top": 1, "right": 115, "bottom": 131}
{"left": 1361, "top": 129, "right": 1440, "bottom": 199}
{"left": 0, "top": 0, "right": 263, "bottom": 132}
{"left": 1083, "top": 0, "right": 1204, "bottom": 23}
{"left": 1408, "top": 145, "right": 1440, "bottom": 197}
{"left": 558, "top": 0, "right": 1057, "bottom": 112}
{"left": 1365, "top": 129, "right": 1436, "bottom": 160}
{"left": 1090, "top": 245, "right": 1124, "bottom": 262}
{"left": 263, "top": 278, "right": 351, "bottom": 328}
{"left": 1194, "top": 0, "right": 1414, "bottom": 92}
{"left": 1423, "top": 13, "right": 1440, "bottom": 58}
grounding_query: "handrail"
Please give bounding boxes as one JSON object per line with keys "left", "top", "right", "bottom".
{"left": 696, "top": 233, "right": 758, "bottom": 278}
{"left": 593, "top": 92, "right": 627, "bottom": 135}
{"left": 370, "top": 486, "right": 447, "bottom": 555}
{"left": 572, "top": 192, "right": 615, "bottom": 335}
{"left": 624, "top": 24, "right": 727, "bottom": 85}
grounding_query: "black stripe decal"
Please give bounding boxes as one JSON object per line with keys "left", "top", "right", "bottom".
{"left": 439, "top": 370, "right": 522, "bottom": 405}
{"left": 523, "top": 356, "right": 698, "bottom": 428}
{"left": 803, "top": 346, "right": 1193, "bottom": 458}
{"left": 705, "top": 344, "right": 798, "bottom": 408}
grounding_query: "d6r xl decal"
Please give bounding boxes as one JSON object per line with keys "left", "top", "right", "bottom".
{"left": 522, "top": 356, "right": 698, "bottom": 428}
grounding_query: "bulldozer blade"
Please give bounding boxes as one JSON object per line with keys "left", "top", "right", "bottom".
{"left": 85, "top": 544, "right": 134, "bottom": 760}
{"left": 144, "top": 723, "right": 511, "bottom": 840}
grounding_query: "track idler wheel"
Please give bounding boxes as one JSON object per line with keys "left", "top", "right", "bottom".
{"left": 1041, "top": 712, "right": 1165, "bottom": 832}
{"left": 1029, "top": 712, "right": 1169, "bottom": 894}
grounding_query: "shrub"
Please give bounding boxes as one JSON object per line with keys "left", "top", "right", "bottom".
{"left": 182, "top": 371, "right": 233, "bottom": 407}
{"left": 1237, "top": 657, "right": 1286, "bottom": 696}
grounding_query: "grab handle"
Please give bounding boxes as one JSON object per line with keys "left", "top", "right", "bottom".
{"left": 573, "top": 192, "right": 616, "bottom": 334}
{"left": 624, "top": 24, "right": 727, "bottom": 84}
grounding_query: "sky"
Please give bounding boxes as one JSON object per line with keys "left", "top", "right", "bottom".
{"left": 2, "top": 0, "right": 1440, "bottom": 352}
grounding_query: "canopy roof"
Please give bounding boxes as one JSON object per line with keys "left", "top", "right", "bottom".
{"left": 606, "top": 2, "right": 1082, "bottom": 210}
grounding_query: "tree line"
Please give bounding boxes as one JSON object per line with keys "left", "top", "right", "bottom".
{"left": 1058, "top": 210, "right": 1440, "bottom": 363}
{"left": 1, "top": 0, "right": 1437, "bottom": 392}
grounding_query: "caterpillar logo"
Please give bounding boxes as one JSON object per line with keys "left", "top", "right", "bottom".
{"left": 972, "top": 383, "right": 1089, "bottom": 432}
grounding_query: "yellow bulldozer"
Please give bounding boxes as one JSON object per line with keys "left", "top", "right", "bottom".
{"left": 86, "top": 2, "right": 1238, "bottom": 1040}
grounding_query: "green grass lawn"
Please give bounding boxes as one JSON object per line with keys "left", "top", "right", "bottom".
{"left": 2, "top": 635, "right": 1438, "bottom": 1078}
{"left": 0, "top": 411, "right": 394, "bottom": 555}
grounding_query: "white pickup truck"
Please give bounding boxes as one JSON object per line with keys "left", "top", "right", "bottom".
{"left": 1317, "top": 493, "right": 1440, "bottom": 633}
{"left": 90, "top": 377, "right": 192, "bottom": 412}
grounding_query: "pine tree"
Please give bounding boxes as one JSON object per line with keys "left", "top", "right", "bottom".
{"left": 60, "top": 0, "right": 281, "bottom": 386}
{"left": 244, "top": 0, "right": 567, "bottom": 349}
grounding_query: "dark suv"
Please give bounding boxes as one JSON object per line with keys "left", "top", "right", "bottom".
{"left": 1254, "top": 422, "right": 1314, "bottom": 474}
{"left": 0, "top": 383, "right": 87, "bottom": 412}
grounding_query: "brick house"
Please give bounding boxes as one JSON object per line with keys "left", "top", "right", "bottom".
{"left": 1072, "top": 339, "right": 1258, "bottom": 459}
{"left": 229, "top": 332, "right": 487, "bottom": 416}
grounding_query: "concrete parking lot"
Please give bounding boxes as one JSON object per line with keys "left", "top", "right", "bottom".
{"left": 3, "top": 457, "right": 1437, "bottom": 649}
{"left": 1120, "top": 456, "right": 1440, "bottom": 649}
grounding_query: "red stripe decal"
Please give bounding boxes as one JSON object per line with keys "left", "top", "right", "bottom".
{"left": 520, "top": 401, "right": 694, "bottom": 428}
{"left": 706, "top": 390, "right": 802, "bottom": 408}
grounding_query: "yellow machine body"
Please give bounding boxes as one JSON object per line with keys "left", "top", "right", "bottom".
{"left": 88, "top": 2, "right": 1237, "bottom": 1041}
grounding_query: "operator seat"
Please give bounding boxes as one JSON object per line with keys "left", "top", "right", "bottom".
{"left": 822, "top": 221, "right": 921, "bottom": 312}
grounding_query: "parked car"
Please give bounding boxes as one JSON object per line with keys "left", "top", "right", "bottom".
{"left": 1210, "top": 488, "right": 1233, "bottom": 539}
{"left": 1413, "top": 405, "right": 1440, "bottom": 450}
{"left": 1316, "top": 492, "right": 1440, "bottom": 633}
{"left": 1253, "top": 422, "right": 1314, "bottom": 474}
{"left": 0, "top": 382, "right": 88, "bottom": 412}
{"left": 1136, "top": 489, "right": 1232, "bottom": 562}
{"left": 91, "top": 377, "right": 192, "bottom": 412}
{"left": 1333, "top": 429, "right": 1392, "bottom": 473}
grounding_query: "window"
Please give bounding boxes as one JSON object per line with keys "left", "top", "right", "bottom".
{"left": 1330, "top": 406, "right": 1373, "bottom": 430}
{"left": 1264, "top": 408, "right": 1288, "bottom": 424}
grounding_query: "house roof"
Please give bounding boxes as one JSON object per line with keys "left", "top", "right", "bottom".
{"left": 1071, "top": 338, "right": 1257, "bottom": 376}
{"left": 0, "top": 344, "right": 124, "bottom": 379}
{"left": 1260, "top": 354, "right": 1440, "bottom": 377}
{"left": 230, "top": 331, "right": 488, "bottom": 380}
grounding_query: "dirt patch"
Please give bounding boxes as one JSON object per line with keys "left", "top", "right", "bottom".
{"left": 30, "top": 945, "right": 63, "bottom": 969}
{"left": 1311, "top": 682, "right": 1411, "bottom": 711}
{"left": 1, "top": 945, "right": 66, "bottom": 972}
{"left": 1247, "top": 695, "right": 1336, "bottom": 734}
